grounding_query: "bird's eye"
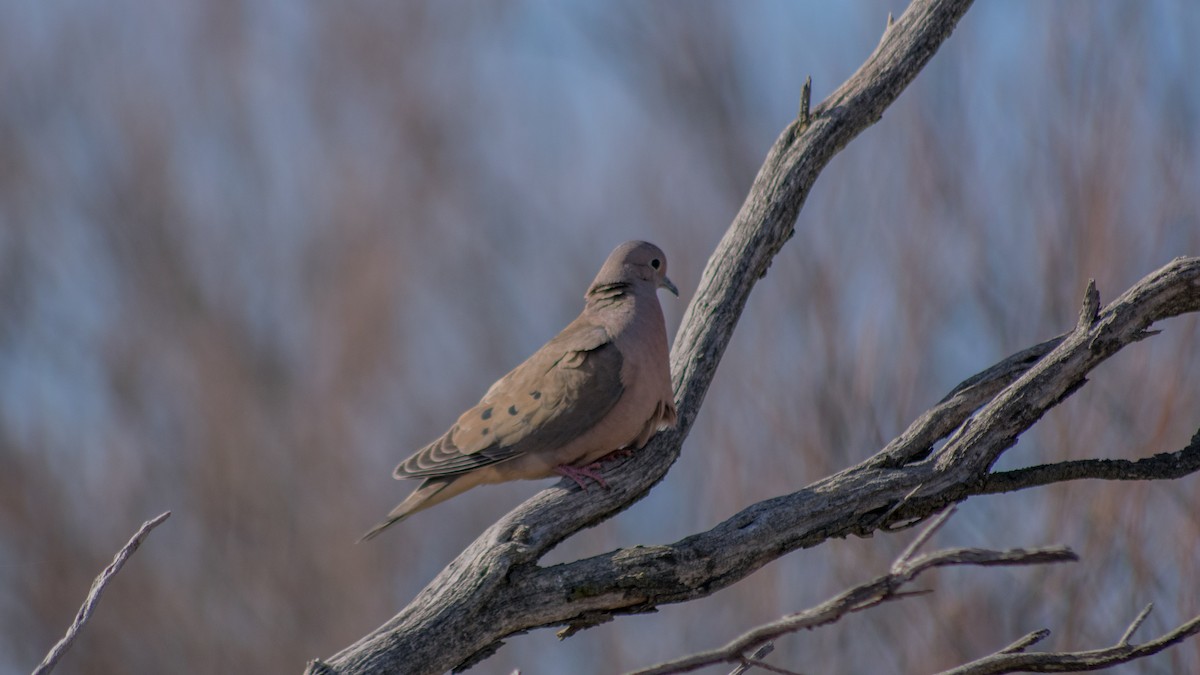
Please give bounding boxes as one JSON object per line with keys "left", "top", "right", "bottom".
{"left": 650, "top": 259, "right": 661, "bottom": 269}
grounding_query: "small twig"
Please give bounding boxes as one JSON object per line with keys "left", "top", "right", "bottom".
{"left": 1077, "top": 279, "right": 1100, "bottom": 329}
{"left": 741, "top": 659, "right": 802, "bottom": 675}
{"left": 33, "top": 512, "right": 171, "bottom": 675}
{"left": 879, "top": 13, "right": 896, "bottom": 46}
{"left": 798, "top": 76, "right": 812, "bottom": 127}
{"left": 871, "top": 482, "right": 926, "bottom": 531}
{"left": 1120, "top": 603, "right": 1154, "bottom": 646}
{"left": 887, "top": 589, "right": 935, "bottom": 602}
{"left": 998, "top": 629, "right": 1050, "bottom": 654}
{"left": 894, "top": 506, "right": 955, "bottom": 571}
{"left": 728, "top": 643, "right": 774, "bottom": 675}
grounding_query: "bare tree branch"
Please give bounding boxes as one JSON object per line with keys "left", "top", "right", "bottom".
{"left": 997, "top": 630, "right": 1051, "bottom": 654}
{"left": 935, "top": 607, "right": 1200, "bottom": 675}
{"left": 309, "top": 1, "right": 979, "bottom": 673}
{"left": 407, "top": 257, "right": 1196, "bottom": 660}
{"left": 928, "top": 260, "right": 1200, "bottom": 478}
{"left": 974, "top": 427, "right": 1200, "bottom": 495}
{"left": 33, "top": 512, "right": 171, "bottom": 675}
{"left": 893, "top": 504, "right": 957, "bottom": 568}
{"left": 1119, "top": 604, "right": 1155, "bottom": 647}
{"left": 635, "top": 513, "right": 1200, "bottom": 675}
{"left": 305, "top": 0, "right": 1200, "bottom": 671}
{"left": 626, "top": 510, "right": 1077, "bottom": 675}
{"left": 728, "top": 643, "right": 775, "bottom": 675}
{"left": 311, "top": 255, "right": 1200, "bottom": 675}
{"left": 868, "top": 335, "right": 1065, "bottom": 469}
{"left": 737, "top": 660, "right": 801, "bottom": 675}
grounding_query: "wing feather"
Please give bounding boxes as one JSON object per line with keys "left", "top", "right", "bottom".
{"left": 394, "top": 321, "right": 623, "bottom": 479}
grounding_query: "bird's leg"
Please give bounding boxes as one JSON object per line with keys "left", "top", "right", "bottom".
{"left": 554, "top": 463, "right": 609, "bottom": 491}
{"left": 555, "top": 444, "right": 642, "bottom": 491}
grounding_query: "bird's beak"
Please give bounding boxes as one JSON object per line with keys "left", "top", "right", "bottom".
{"left": 660, "top": 276, "right": 679, "bottom": 297}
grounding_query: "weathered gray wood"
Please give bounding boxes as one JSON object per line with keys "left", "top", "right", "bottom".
{"left": 306, "top": 0, "right": 1200, "bottom": 672}
{"left": 35, "top": 512, "right": 172, "bottom": 675}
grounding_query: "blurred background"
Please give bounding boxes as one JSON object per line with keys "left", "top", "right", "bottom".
{"left": 2, "top": 1, "right": 1198, "bottom": 673}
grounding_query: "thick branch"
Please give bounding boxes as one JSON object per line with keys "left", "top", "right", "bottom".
{"left": 317, "top": 254, "right": 1200, "bottom": 675}
{"left": 312, "top": 0, "right": 1200, "bottom": 668}
{"left": 452, "top": 257, "right": 1195, "bottom": 672}
{"left": 33, "top": 512, "right": 171, "bottom": 675}
{"left": 932, "top": 260, "right": 1200, "bottom": 476}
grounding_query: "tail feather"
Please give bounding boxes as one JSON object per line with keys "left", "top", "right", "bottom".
{"left": 358, "top": 476, "right": 463, "bottom": 542}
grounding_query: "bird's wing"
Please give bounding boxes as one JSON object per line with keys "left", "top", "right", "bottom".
{"left": 394, "top": 321, "right": 624, "bottom": 479}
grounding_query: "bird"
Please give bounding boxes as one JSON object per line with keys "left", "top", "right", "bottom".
{"left": 361, "top": 241, "right": 679, "bottom": 541}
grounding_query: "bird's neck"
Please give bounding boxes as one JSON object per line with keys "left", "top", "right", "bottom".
{"left": 585, "top": 282, "right": 633, "bottom": 308}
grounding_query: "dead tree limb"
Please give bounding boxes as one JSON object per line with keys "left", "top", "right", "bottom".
{"left": 628, "top": 509, "right": 1078, "bottom": 675}
{"left": 309, "top": 1, "right": 978, "bottom": 672}
{"left": 307, "top": 0, "right": 1200, "bottom": 672}
{"left": 33, "top": 512, "right": 171, "bottom": 675}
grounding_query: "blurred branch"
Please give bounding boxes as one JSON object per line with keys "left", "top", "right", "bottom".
{"left": 935, "top": 606, "right": 1200, "bottom": 675}
{"left": 628, "top": 509, "right": 1078, "bottom": 675}
{"left": 33, "top": 512, "right": 171, "bottom": 675}
{"left": 309, "top": 2, "right": 1193, "bottom": 673}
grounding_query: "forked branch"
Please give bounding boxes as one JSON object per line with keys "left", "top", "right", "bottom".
{"left": 310, "top": 1, "right": 980, "bottom": 673}
{"left": 629, "top": 509, "right": 1078, "bottom": 675}
{"left": 307, "top": 0, "right": 1200, "bottom": 671}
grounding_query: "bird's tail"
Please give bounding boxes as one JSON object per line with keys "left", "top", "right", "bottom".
{"left": 358, "top": 477, "right": 457, "bottom": 542}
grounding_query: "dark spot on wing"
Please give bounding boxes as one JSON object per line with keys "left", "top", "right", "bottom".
{"left": 530, "top": 391, "right": 542, "bottom": 400}
{"left": 481, "top": 408, "right": 493, "bottom": 420}
{"left": 508, "top": 405, "right": 518, "bottom": 416}
{"left": 481, "top": 428, "right": 490, "bottom": 435}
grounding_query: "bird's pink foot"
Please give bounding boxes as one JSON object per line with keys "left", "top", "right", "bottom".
{"left": 554, "top": 463, "right": 609, "bottom": 491}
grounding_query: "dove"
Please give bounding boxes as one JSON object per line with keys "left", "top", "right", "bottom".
{"left": 361, "top": 241, "right": 678, "bottom": 541}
